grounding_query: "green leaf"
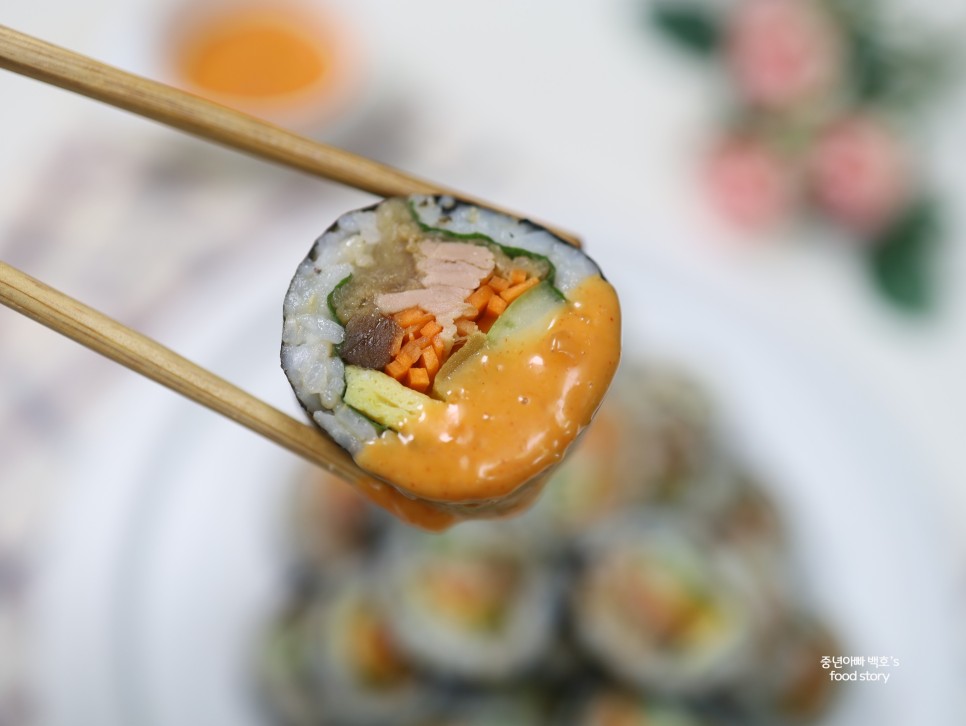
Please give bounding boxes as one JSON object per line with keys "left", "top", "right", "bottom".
{"left": 826, "top": 0, "right": 954, "bottom": 115}
{"left": 850, "top": 36, "right": 951, "bottom": 112}
{"left": 650, "top": 2, "right": 721, "bottom": 57}
{"left": 849, "top": 29, "right": 892, "bottom": 102}
{"left": 867, "top": 199, "right": 940, "bottom": 313}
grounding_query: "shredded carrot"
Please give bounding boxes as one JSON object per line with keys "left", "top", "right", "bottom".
{"left": 486, "top": 294, "right": 508, "bottom": 316}
{"left": 393, "top": 308, "right": 417, "bottom": 325}
{"left": 420, "top": 347, "right": 440, "bottom": 379}
{"left": 405, "top": 367, "right": 430, "bottom": 393}
{"left": 383, "top": 269, "right": 544, "bottom": 393}
{"left": 385, "top": 359, "right": 409, "bottom": 380}
{"left": 500, "top": 275, "right": 540, "bottom": 303}
{"left": 465, "top": 285, "right": 494, "bottom": 316}
{"left": 432, "top": 334, "right": 445, "bottom": 360}
{"left": 394, "top": 307, "right": 432, "bottom": 328}
{"left": 420, "top": 320, "right": 443, "bottom": 338}
{"left": 390, "top": 329, "right": 404, "bottom": 357}
{"left": 397, "top": 338, "right": 428, "bottom": 369}
{"left": 488, "top": 276, "right": 510, "bottom": 293}
{"left": 477, "top": 295, "right": 508, "bottom": 333}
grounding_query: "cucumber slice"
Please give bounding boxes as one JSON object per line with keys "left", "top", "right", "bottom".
{"left": 487, "top": 281, "right": 565, "bottom": 344}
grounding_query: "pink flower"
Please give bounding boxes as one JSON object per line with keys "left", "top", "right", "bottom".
{"left": 706, "top": 136, "right": 796, "bottom": 230}
{"left": 809, "top": 115, "right": 909, "bottom": 233}
{"left": 727, "top": 0, "right": 843, "bottom": 110}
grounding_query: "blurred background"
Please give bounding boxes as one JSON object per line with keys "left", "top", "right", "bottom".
{"left": 1, "top": 0, "right": 965, "bottom": 724}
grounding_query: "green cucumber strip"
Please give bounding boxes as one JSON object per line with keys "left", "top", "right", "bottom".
{"left": 326, "top": 274, "right": 352, "bottom": 324}
{"left": 487, "top": 281, "right": 565, "bottom": 342}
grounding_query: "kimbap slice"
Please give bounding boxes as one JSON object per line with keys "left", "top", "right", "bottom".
{"left": 738, "top": 614, "right": 842, "bottom": 722}
{"left": 375, "top": 522, "right": 560, "bottom": 682}
{"left": 256, "top": 601, "right": 320, "bottom": 726}
{"left": 430, "top": 693, "right": 553, "bottom": 726}
{"left": 571, "top": 689, "right": 713, "bottom": 726}
{"left": 282, "top": 195, "right": 621, "bottom": 526}
{"left": 571, "top": 515, "right": 762, "bottom": 696}
{"left": 304, "top": 575, "right": 436, "bottom": 725}
{"left": 612, "top": 364, "right": 721, "bottom": 504}
{"left": 522, "top": 362, "right": 714, "bottom": 539}
{"left": 287, "top": 464, "right": 386, "bottom": 582}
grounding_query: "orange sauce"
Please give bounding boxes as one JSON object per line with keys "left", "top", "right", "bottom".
{"left": 356, "top": 275, "right": 621, "bottom": 516}
{"left": 353, "top": 477, "right": 459, "bottom": 532}
{"left": 175, "top": 7, "right": 329, "bottom": 99}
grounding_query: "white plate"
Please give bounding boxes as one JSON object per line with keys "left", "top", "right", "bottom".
{"left": 30, "top": 213, "right": 964, "bottom": 725}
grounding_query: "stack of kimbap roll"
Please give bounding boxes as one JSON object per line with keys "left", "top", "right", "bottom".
{"left": 571, "top": 515, "right": 763, "bottom": 696}
{"left": 281, "top": 195, "right": 621, "bottom": 528}
{"left": 519, "top": 363, "right": 736, "bottom": 541}
{"left": 417, "top": 693, "right": 552, "bottom": 726}
{"left": 737, "top": 615, "right": 841, "bottom": 723}
{"left": 569, "top": 689, "right": 714, "bottom": 726}
{"left": 376, "top": 523, "right": 559, "bottom": 683}
{"left": 259, "top": 361, "right": 842, "bottom": 726}
{"left": 287, "top": 468, "right": 385, "bottom": 582}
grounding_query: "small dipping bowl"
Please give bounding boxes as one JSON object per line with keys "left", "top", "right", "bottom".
{"left": 162, "top": 0, "right": 365, "bottom": 133}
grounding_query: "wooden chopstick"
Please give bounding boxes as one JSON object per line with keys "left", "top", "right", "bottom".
{"left": 0, "top": 24, "right": 580, "bottom": 246}
{"left": 0, "top": 259, "right": 372, "bottom": 487}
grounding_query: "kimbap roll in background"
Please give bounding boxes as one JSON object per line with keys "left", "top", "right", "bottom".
{"left": 260, "top": 357, "right": 843, "bottom": 726}
{"left": 736, "top": 614, "right": 841, "bottom": 724}
{"left": 302, "top": 574, "right": 436, "bottom": 726}
{"left": 375, "top": 522, "right": 560, "bottom": 683}
{"left": 607, "top": 364, "right": 719, "bottom": 504}
{"left": 524, "top": 363, "right": 732, "bottom": 541}
{"left": 703, "top": 471, "right": 786, "bottom": 562}
{"left": 418, "top": 693, "right": 553, "bottom": 726}
{"left": 256, "top": 599, "right": 318, "bottom": 726}
{"left": 571, "top": 515, "right": 763, "bottom": 696}
{"left": 281, "top": 195, "right": 621, "bottom": 526}
{"left": 519, "top": 381, "right": 655, "bottom": 540}
{"left": 569, "top": 689, "right": 713, "bottom": 726}
{"left": 287, "top": 466, "right": 385, "bottom": 584}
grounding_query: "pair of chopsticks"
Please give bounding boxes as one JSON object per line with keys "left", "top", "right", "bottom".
{"left": 0, "top": 25, "right": 577, "bottom": 484}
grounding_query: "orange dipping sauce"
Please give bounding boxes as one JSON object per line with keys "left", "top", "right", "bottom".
{"left": 168, "top": 2, "right": 357, "bottom": 127}
{"left": 177, "top": 10, "right": 328, "bottom": 98}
